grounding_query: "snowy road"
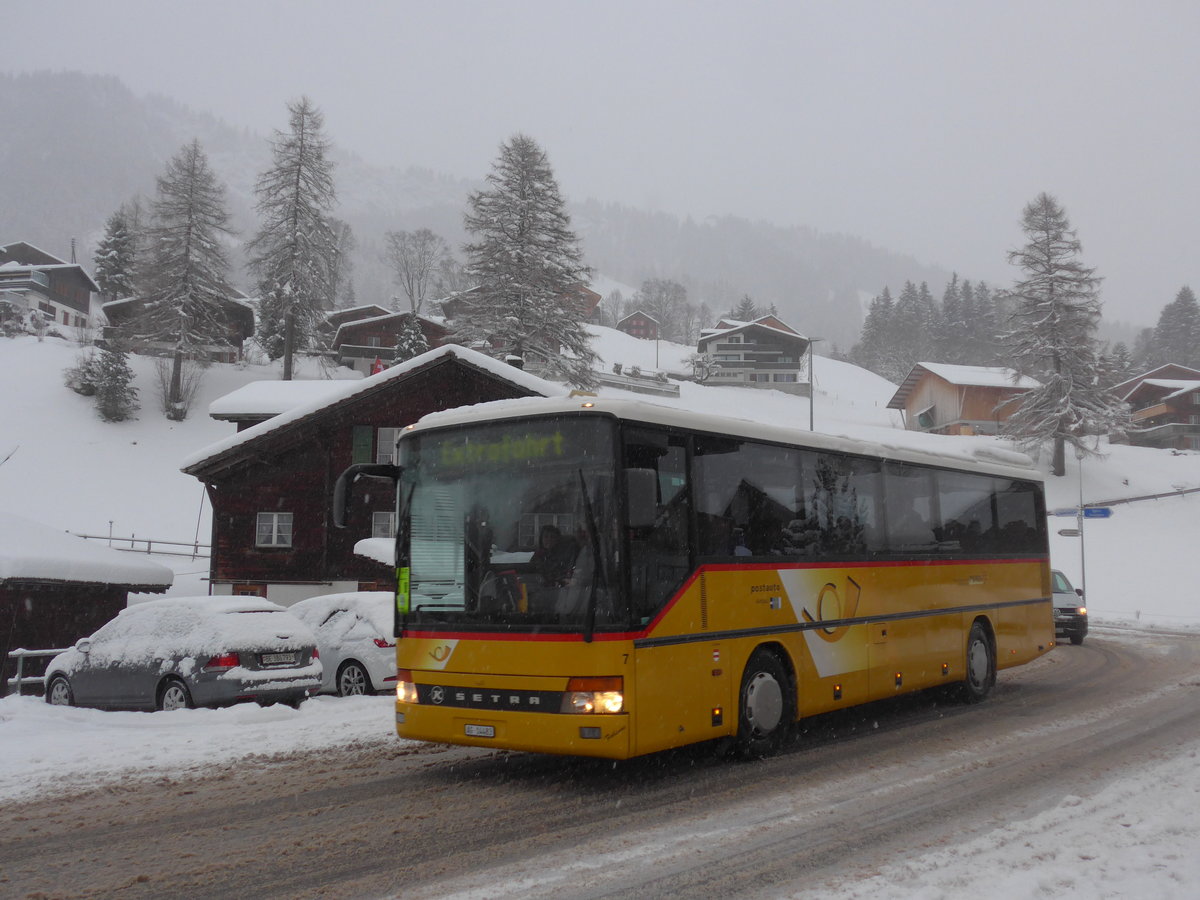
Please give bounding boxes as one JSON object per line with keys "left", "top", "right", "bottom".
{"left": 3, "top": 628, "right": 1200, "bottom": 899}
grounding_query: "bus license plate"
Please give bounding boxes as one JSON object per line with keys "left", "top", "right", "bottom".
{"left": 465, "top": 724, "right": 495, "bottom": 738}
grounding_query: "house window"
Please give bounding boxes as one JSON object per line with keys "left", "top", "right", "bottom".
{"left": 1191, "top": 393, "right": 1200, "bottom": 405}
{"left": 774, "top": 374, "right": 798, "bottom": 382}
{"left": 728, "top": 335, "right": 742, "bottom": 343}
{"left": 231, "top": 583, "right": 268, "bottom": 597}
{"left": 367, "top": 336, "right": 381, "bottom": 347}
{"left": 256, "top": 512, "right": 293, "bottom": 547}
{"left": 372, "top": 511, "right": 396, "bottom": 539}
{"left": 376, "top": 427, "right": 400, "bottom": 464}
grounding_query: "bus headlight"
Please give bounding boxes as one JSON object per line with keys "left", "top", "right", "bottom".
{"left": 561, "top": 677, "right": 624, "bottom": 714}
{"left": 396, "top": 669, "right": 419, "bottom": 704}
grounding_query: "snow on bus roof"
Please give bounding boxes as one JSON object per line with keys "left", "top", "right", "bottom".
{"left": 409, "top": 395, "right": 1041, "bottom": 480}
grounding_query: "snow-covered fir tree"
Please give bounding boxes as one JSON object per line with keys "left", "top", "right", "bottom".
{"left": 456, "top": 133, "right": 597, "bottom": 387}
{"left": 1001, "top": 192, "right": 1127, "bottom": 476}
{"left": 94, "top": 337, "right": 139, "bottom": 422}
{"left": 1147, "top": 286, "right": 1200, "bottom": 369}
{"left": 730, "top": 295, "right": 759, "bottom": 321}
{"left": 92, "top": 208, "right": 139, "bottom": 300}
{"left": 138, "top": 140, "right": 236, "bottom": 416}
{"left": 247, "top": 97, "right": 338, "bottom": 378}
{"left": 394, "top": 313, "right": 430, "bottom": 363}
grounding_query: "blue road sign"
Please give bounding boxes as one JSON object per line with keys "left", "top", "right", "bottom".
{"left": 1082, "top": 507, "right": 1112, "bottom": 519}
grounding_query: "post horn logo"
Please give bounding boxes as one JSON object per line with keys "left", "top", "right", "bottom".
{"left": 429, "top": 644, "right": 452, "bottom": 662}
{"left": 801, "top": 577, "right": 862, "bottom": 642}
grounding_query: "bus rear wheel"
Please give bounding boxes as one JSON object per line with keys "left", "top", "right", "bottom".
{"left": 734, "top": 648, "right": 792, "bottom": 759}
{"left": 957, "top": 621, "right": 995, "bottom": 703}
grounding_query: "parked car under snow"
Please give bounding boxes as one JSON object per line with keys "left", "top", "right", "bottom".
{"left": 44, "top": 596, "right": 322, "bottom": 711}
{"left": 288, "top": 592, "right": 396, "bottom": 696}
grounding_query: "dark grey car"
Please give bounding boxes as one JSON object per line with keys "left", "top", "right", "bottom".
{"left": 44, "top": 596, "right": 322, "bottom": 711}
{"left": 1051, "top": 569, "right": 1088, "bottom": 646}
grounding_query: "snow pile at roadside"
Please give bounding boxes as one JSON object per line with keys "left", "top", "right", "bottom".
{"left": 0, "top": 693, "right": 397, "bottom": 803}
{"left": 810, "top": 739, "right": 1200, "bottom": 899}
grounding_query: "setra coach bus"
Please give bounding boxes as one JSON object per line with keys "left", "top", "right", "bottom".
{"left": 334, "top": 395, "right": 1053, "bottom": 759}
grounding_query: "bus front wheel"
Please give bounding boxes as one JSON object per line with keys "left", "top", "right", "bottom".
{"left": 734, "top": 648, "right": 792, "bottom": 758}
{"left": 957, "top": 621, "right": 995, "bottom": 703}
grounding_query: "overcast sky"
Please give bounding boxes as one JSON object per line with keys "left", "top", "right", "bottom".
{"left": 6, "top": 0, "right": 1199, "bottom": 326}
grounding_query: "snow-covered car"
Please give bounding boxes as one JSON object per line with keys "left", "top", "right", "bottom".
{"left": 288, "top": 592, "right": 397, "bottom": 696}
{"left": 1052, "top": 569, "right": 1088, "bottom": 646}
{"left": 44, "top": 596, "right": 322, "bottom": 711}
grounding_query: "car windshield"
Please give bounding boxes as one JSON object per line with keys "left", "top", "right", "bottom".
{"left": 1052, "top": 571, "right": 1075, "bottom": 593}
{"left": 398, "top": 415, "right": 623, "bottom": 632}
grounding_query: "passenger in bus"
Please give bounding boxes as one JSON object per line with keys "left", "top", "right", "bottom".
{"left": 531, "top": 524, "right": 579, "bottom": 587}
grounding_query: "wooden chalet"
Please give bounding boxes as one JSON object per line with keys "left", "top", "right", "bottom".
{"left": 0, "top": 241, "right": 100, "bottom": 330}
{"left": 1, "top": 513, "right": 173, "bottom": 694}
{"left": 696, "top": 315, "right": 811, "bottom": 393}
{"left": 102, "top": 294, "right": 256, "bottom": 362}
{"left": 888, "top": 363, "right": 1039, "bottom": 435}
{"left": 181, "top": 345, "right": 562, "bottom": 604}
{"left": 616, "top": 310, "right": 660, "bottom": 341}
{"left": 330, "top": 311, "right": 450, "bottom": 375}
{"left": 1114, "top": 364, "right": 1200, "bottom": 450}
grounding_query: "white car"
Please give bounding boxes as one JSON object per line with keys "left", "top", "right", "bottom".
{"left": 289, "top": 592, "right": 397, "bottom": 696}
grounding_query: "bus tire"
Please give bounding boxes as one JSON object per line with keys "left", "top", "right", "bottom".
{"left": 957, "top": 621, "right": 995, "bottom": 704}
{"left": 734, "top": 648, "right": 792, "bottom": 759}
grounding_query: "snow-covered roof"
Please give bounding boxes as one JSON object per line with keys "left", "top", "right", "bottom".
{"left": 1112, "top": 364, "right": 1200, "bottom": 397}
{"left": 208, "top": 379, "right": 357, "bottom": 420}
{"left": 181, "top": 344, "right": 565, "bottom": 472}
{"left": 1129, "top": 379, "right": 1200, "bottom": 402}
{"left": 331, "top": 312, "right": 446, "bottom": 344}
{"left": 888, "top": 363, "right": 1039, "bottom": 409}
{"left": 918, "top": 363, "right": 1040, "bottom": 389}
{"left": 0, "top": 512, "right": 174, "bottom": 588}
{"left": 698, "top": 317, "right": 808, "bottom": 345}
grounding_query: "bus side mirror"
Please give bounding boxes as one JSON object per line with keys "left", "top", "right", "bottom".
{"left": 332, "top": 463, "right": 401, "bottom": 528}
{"left": 625, "top": 468, "right": 658, "bottom": 529}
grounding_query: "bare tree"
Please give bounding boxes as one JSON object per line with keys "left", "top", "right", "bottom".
{"left": 385, "top": 229, "right": 449, "bottom": 315}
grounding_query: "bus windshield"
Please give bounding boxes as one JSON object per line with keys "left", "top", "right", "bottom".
{"left": 398, "top": 415, "right": 624, "bottom": 631}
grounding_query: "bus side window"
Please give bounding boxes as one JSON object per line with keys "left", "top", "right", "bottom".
{"left": 623, "top": 427, "right": 690, "bottom": 620}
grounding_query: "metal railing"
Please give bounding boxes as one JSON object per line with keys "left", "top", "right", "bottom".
{"left": 4, "top": 647, "right": 67, "bottom": 696}
{"left": 70, "top": 532, "right": 210, "bottom": 559}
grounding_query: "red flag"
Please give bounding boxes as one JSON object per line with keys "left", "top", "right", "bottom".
{"left": 370, "top": 357, "right": 384, "bottom": 375}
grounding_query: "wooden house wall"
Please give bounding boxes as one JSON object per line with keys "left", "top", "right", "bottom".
{"left": 0, "top": 584, "right": 127, "bottom": 695}
{"left": 203, "top": 362, "right": 537, "bottom": 587}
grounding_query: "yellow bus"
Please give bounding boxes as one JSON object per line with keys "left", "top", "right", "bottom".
{"left": 337, "top": 396, "right": 1053, "bottom": 759}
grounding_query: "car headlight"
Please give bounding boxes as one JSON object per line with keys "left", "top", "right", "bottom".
{"left": 560, "top": 677, "right": 624, "bottom": 714}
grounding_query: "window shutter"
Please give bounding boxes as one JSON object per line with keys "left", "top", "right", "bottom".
{"left": 351, "top": 425, "right": 373, "bottom": 464}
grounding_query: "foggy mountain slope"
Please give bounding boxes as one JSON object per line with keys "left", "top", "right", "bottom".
{"left": 2, "top": 70, "right": 950, "bottom": 343}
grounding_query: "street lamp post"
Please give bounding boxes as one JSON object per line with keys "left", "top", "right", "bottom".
{"left": 808, "top": 337, "right": 823, "bottom": 431}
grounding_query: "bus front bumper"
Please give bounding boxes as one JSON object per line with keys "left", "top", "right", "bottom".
{"left": 396, "top": 703, "right": 632, "bottom": 759}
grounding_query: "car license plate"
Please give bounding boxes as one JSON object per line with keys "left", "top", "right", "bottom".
{"left": 465, "top": 724, "right": 495, "bottom": 738}
{"left": 261, "top": 652, "right": 297, "bottom": 666}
